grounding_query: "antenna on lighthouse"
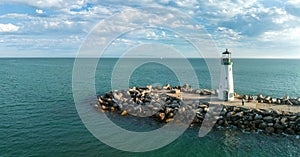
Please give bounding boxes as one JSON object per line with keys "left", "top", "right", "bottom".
{"left": 218, "top": 49, "right": 234, "bottom": 101}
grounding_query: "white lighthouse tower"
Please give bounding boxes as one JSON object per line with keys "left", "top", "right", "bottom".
{"left": 218, "top": 49, "right": 234, "bottom": 101}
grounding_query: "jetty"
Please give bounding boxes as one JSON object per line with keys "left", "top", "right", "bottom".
{"left": 95, "top": 84, "right": 300, "bottom": 136}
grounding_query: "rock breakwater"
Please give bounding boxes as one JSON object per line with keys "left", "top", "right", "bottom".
{"left": 94, "top": 85, "right": 300, "bottom": 135}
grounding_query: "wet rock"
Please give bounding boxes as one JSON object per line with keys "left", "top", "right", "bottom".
{"left": 159, "top": 112, "right": 165, "bottom": 121}
{"left": 259, "top": 122, "right": 267, "bottom": 129}
{"left": 102, "top": 105, "right": 108, "bottom": 110}
{"left": 111, "top": 107, "right": 115, "bottom": 112}
{"left": 265, "top": 127, "right": 274, "bottom": 134}
{"left": 165, "top": 118, "right": 173, "bottom": 123}
{"left": 285, "top": 128, "right": 295, "bottom": 135}
{"left": 275, "top": 129, "right": 283, "bottom": 134}
{"left": 121, "top": 110, "right": 127, "bottom": 116}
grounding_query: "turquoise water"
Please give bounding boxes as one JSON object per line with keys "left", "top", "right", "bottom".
{"left": 1, "top": 58, "right": 300, "bottom": 157}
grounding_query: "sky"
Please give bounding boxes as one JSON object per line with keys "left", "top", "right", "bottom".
{"left": 0, "top": 0, "right": 300, "bottom": 58}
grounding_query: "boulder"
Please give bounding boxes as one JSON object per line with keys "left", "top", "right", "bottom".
{"left": 226, "top": 111, "right": 235, "bottom": 118}
{"left": 165, "top": 118, "right": 173, "bottom": 123}
{"left": 263, "top": 116, "right": 274, "bottom": 123}
{"left": 259, "top": 122, "right": 267, "bottom": 129}
{"left": 286, "top": 100, "right": 293, "bottom": 105}
{"left": 121, "top": 110, "right": 127, "bottom": 116}
{"left": 265, "top": 127, "right": 275, "bottom": 134}
{"left": 163, "top": 84, "right": 171, "bottom": 90}
{"left": 113, "top": 92, "right": 122, "bottom": 100}
{"left": 285, "top": 128, "right": 295, "bottom": 135}
{"left": 159, "top": 112, "right": 165, "bottom": 121}
{"left": 146, "top": 85, "right": 153, "bottom": 91}
{"left": 254, "top": 114, "right": 263, "bottom": 120}
{"left": 200, "top": 89, "right": 212, "bottom": 95}
{"left": 102, "top": 105, "right": 108, "bottom": 110}
{"left": 236, "top": 111, "right": 244, "bottom": 117}
{"left": 274, "top": 123, "right": 284, "bottom": 129}
{"left": 281, "top": 117, "right": 288, "bottom": 124}
{"left": 182, "top": 84, "right": 190, "bottom": 91}
{"left": 289, "top": 116, "right": 297, "bottom": 121}
{"left": 265, "top": 96, "right": 271, "bottom": 101}
{"left": 195, "top": 89, "right": 201, "bottom": 94}
{"left": 257, "top": 94, "right": 264, "bottom": 100}
{"left": 199, "top": 104, "right": 208, "bottom": 108}
{"left": 234, "top": 92, "right": 239, "bottom": 98}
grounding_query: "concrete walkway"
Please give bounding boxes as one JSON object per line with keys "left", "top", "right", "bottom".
{"left": 166, "top": 91, "right": 300, "bottom": 113}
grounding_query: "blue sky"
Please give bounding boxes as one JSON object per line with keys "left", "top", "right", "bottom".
{"left": 0, "top": 0, "right": 300, "bottom": 58}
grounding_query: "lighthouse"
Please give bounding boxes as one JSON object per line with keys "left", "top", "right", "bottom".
{"left": 218, "top": 49, "right": 234, "bottom": 101}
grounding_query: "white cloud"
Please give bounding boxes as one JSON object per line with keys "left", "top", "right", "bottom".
{"left": 0, "top": 23, "right": 20, "bottom": 32}
{"left": 35, "top": 9, "right": 43, "bottom": 14}
{"left": 261, "top": 27, "right": 300, "bottom": 42}
{"left": 2, "top": 0, "right": 87, "bottom": 10}
{"left": 217, "top": 27, "right": 241, "bottom": 40}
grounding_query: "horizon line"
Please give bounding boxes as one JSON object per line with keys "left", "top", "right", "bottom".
{"left": 1, "top": 57, "right": 300, "bottom": 59}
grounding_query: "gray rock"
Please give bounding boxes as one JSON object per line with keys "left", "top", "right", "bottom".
{"left": 182, "top": 84, "right": 189, "bottom": 91}
{"left": 254, "top": 114, "right": 263, "bottom": 120}
{"left": 281, "top": 117, "right": 288, "bottom": 124}
{"left": 286, "top": 100, "right": 293, "bottom": 105}
{"left": 199, "top": 104, "right": 208, "bottom": 108}
{"left": 274, "top": 123, "right": 284, "bottom": 129}
{"left": 236, "top": 111, "right": 244, "bottom": 117}
{"left": 259, "top": 122, "right": 267, "bottom": 129}
{"left": 289, "top": 116, "right": 297, "bottom": 121}
{"left": 226, "top": 111, "right": 235, "bottom": 118}
{"left": 263, "top": 116, "right": 274, "bottom": 123}
{"left": 195, "top": 89, "right": 201, "bottom": 94}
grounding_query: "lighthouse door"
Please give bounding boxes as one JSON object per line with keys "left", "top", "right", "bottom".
{"left": 224, "top": 91, "right": 228, "bottom": 101}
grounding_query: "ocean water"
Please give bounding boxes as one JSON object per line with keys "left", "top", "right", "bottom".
{"left": 0, "top": 58, "right": 300, "bottom": 157}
